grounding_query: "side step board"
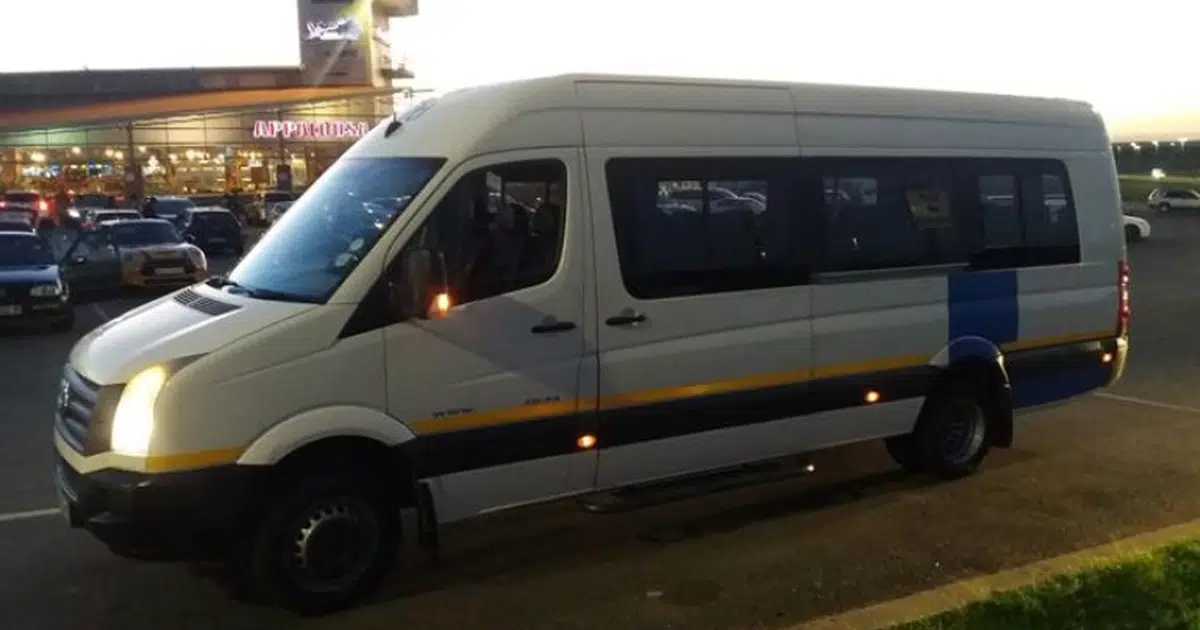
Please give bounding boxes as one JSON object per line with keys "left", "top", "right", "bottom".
{"left": 578, "top": 456, "right": 816, "bottom": 514}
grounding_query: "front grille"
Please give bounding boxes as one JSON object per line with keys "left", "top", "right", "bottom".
{"left": 0, "top": 284, "right": 31, "bottom": 303}
{"left": 55, "top": 367, "right": 100, "bottom": 452}
{"left": 141, "top": 259, "right": 194, "bottom": 275}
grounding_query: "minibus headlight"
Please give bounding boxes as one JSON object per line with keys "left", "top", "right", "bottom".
{"left": 111, "top": 365, "right": 167, "bottom": 457}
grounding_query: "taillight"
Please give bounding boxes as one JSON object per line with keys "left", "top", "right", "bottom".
{"left": 1117, "top": 259, "right": 1130, "bottom": 337}
{"left": 37, "top": 200, "right": 48, "bottom": 213}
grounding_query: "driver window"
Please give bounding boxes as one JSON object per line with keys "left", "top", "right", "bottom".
{"left": 69, "top": 231, "right": 118, "bottom": 262}
{"left": 405, "top": 159, "right": 567, "bottom": 305}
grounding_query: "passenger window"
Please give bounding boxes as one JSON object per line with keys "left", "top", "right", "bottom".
{"left": 979, "top": 174, "right": 1022, "bottom": 248}
{"left": 961, "top": 160, "right": 1079, "bottom": 268}
{"left": 819, "top": 162, "right": 960, "bottom": 272}
{"left": 607, "top": 158, "right": 802, "bottom": 299}
{"left": 1022, "top": 172, "right": 1077, "bottom": 250}
{"left": 402, "top": 159, "right": 566, "bottom": 305}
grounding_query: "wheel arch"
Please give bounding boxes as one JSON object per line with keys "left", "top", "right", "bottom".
{"left": 237, "top": 405, "right": 418, "bottom": 467}
{"left": 928, "top": 336, "right": 1014, "bottom": 448}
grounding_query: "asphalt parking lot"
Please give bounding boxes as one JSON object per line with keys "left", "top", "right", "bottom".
{"left": 4, "top": 216, "right": 1200, "bottom": 630}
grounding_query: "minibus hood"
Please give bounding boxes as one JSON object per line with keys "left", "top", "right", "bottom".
{"left": 69, "top": 285, "right": 317, "bottom": 385}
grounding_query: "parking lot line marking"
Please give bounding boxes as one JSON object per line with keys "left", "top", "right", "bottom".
{"left": 90, "top": 303, "right": 111, "bottom": 322}
{"left": 0, "top": 508, "right": 59, "bottom": 524}
{"left": 1094, "top": 392, "right": 1200, "bottom": 415}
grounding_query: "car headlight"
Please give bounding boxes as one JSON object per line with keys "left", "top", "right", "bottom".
{"left": 111, "top": 365, "right": 167, "bottom": 457}
{"left": 185, "top": 246, "right": 207, "bottom": 269}
{"left": 67, "top": 208, "right": 81, "bottom": 220}
{"left": 30, "top": 282, "right": 63, "bottom": 297}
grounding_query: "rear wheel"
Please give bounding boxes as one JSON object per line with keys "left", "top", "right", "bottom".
{"left": 234, "top": 474, "right": 400, "bottom": 615}
{"left": 887, "top": 377, "right": 990, "bottom": 479}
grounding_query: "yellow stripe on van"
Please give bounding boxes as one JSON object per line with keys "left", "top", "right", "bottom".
{"left": 409, "top": 330, "right": 1115, "bottom": 436}
{"left": 1001, "top": 329, "right": 1113, "bottom": 353}
{"left": 144, "top": 447, "right": 244, "bottom": 472}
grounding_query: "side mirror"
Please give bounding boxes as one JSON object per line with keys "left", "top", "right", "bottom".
{"left": 184, "top": 233, "right": 196, "bottom": 243}
{"left": 389, "top": 248, "right": 450, "bottom": 321}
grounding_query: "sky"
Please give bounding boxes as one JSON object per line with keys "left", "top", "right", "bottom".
{"left": 1, "top": 0, "right": 1197, "bottom": 141}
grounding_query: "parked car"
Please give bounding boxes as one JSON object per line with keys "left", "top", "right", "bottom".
{"left": 107, "top": 219, "right": 209, "bottom": 288}
{"left": 1123, "top": 214, "right": 1150, "bottom": 242}
{"left": 0, "top": 230, "right": 73, "bottom": 332}
{"left": 1, "top": 190, "right": 54, "bottom": 229}
{"left": 0, "top": 208, "right": 38, "bottom": 232}
{"left": 177, "top": 207, "right": 246, "bottom": 255}
{"left": 1147, "top": 188, "right": 1200, "bottom": 213}
{"left": 59, "top": 219, "right": 208, "bottom": 290}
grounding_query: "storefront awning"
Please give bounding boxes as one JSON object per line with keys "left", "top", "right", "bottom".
{"left": 0, "top": 86, "right": 398, "bottom": 133}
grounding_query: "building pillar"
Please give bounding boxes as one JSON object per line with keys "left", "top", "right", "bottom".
{"left": 124, "top": 124, "right": 144, "bottom": 199}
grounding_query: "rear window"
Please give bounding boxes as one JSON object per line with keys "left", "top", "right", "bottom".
{"left": 193, "top": 212, "right": 239, "bottom": 227}
{"left": 264, "top": 192, "right": 293, "bottom": 202}
{"left": 4, "top": 193, "right": 40, "bottom": 203}
{"left": 77, "top": 194, "right": 113, "bottom": 207}
{"left": 155, "top": 199, "right": 196, "bottom": 215}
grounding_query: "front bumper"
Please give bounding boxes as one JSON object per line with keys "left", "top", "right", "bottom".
{"left": 0, "top": 296, "right": 72, "bottom": 326}
{"left": 55, "top": 456, "right": 263, "bottom": 559}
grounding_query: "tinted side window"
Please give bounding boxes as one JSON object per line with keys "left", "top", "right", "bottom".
{"left": 605, "top": 158, "right": 804, "bottom": 299}
{"left": 960, "top": 159, "right": 1080, "bottom": 268}
{"left": 403, "top": 159, "right": 566, "bottom": 305}
{"left": 69, "top": 231, "right": 118, "bottom": 262}
{"left": 979, "top": 174, "right": 1022, "bottom": 248}
{"left": 1023, "top": 172, "right": 1077, "bottom": 250}
{"left": 816, "top": 160, "right": 961, "bottom": 272}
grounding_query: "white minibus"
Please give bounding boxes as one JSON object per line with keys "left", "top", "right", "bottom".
{"left": 53, "top": 73, "right": 1129, "bottom": 612}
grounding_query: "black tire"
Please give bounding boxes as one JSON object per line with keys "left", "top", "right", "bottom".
{"left": 1157, "top": 202, "right": 1171, "bottom": 213}
{"left": 1125, "top": 225, "right": 1141, "bottom": 243}
{"left": 892, "top": 377, "right": 991, "bottom": 479}
{"left": 235, "top": 474, "right": 400, "bottom": 615}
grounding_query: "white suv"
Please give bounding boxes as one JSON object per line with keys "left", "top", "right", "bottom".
{"left": 1148, "top": 187, "right": 1200, "bottom": 212}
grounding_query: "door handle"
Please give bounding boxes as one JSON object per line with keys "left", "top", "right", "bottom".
{"left": 605, "top": 311, "right": 647, "bottom": 327}
{"left": 531, "top": 320, "right": 576, "bottom": 334}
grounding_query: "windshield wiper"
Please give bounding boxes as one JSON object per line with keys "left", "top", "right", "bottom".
{"left": 206, "top": 275, "right": 320, "bottom": 304}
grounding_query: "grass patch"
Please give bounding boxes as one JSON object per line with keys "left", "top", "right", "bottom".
{"left": 892, "top": 540, "right": 1200, "bottom": 630}
{"left": 1119, "top": 174, "right": 1200, "bottom": 202}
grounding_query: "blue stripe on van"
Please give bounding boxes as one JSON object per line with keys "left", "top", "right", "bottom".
{"left": 947, "top": 270, "right": 1019, "bottom": 360}
{"left": 1011, "top": 364, "right": 1110, "bottom": 409}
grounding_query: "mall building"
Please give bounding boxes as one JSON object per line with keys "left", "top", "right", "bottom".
{"left": 0, "top": 0, "right": 420, "bottom": 199}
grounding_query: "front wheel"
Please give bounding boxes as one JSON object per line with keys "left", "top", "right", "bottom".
{"left": 235, "top": 474, "right": 400, "bottom": 615}
{"left": 886, "top": 377, "right": 990, "bottom": 479}
{"left": 1157, "top": 202, "right": 1172, "bottom": 213}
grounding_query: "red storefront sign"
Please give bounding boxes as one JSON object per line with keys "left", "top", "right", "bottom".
{"left": 252, "top": 120, "right": 371, "bottom": 141}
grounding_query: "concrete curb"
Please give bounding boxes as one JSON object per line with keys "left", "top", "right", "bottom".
{"left": 791, "top": 519, "right": 1200, "bottom": 630}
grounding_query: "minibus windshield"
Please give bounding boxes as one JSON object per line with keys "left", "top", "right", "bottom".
{"left": 226, "top": 156, "right": 445, "bottom": 303}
